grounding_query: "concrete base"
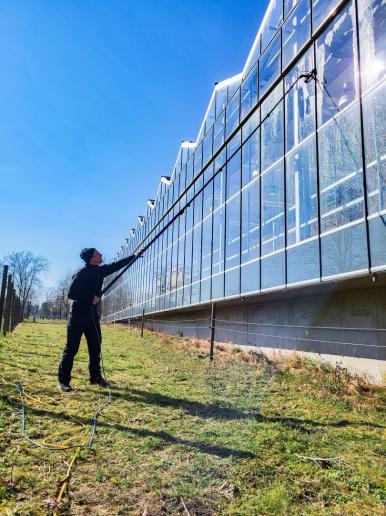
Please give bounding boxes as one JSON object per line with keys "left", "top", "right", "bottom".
{"left": 121, "top": 274, "right": 386, "bottom": 383}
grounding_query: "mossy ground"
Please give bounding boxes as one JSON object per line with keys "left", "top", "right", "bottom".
{"left": 0, "top": 321, "right": 385, "bottom": 515}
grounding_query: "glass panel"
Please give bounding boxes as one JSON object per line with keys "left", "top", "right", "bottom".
{"left": 212, "top": 207, "right": 225, "bottom": 275}
{"left": 194, "top": 143, "right": 203, "bottom": 177}
{"left": 211, "top": 273, "right": 224, "bottom": 299}
{"left": 214, "top": 169, "right": 225, "bottom": 209}
{"left": 193, "top": 191, "right": 202, "bottom": 227}
{"left": 321, "top": 222, "right": 368, "bottom": 276}
{"left": 191, "top": 282, "right": 200, "bottom": 305}
{"left": 262, "top": 0, "right": 283, "bottom": 50}
{"left": 242, "top": 129, "right": 259, "bottom": 187}
{"left": 241, "top": 65, "right": 258, "bottom": 120}
{"left": 186, "top": 184, "right": 194, "bottom": 207}
{"left": 316, "top": 2, "right": 358, "bottom": 126}
{"left": 242, "top": 108, "right": 260, "bottom": 142}
{"left": 227, "top": 130, "right": 241, "bottom": 158}
{"left": 285, "top": 49, "right": 315, "bottom": 152}
{"left": 285, "top": 0, "right": 300, "bottom": 17}
{"left": 185, "top": 199, "right": 194, "bottom": 231}
{"left": 282, "top": 0, "right": 311, "bottom": 69}
{"left": 261, "top": 160, "right": 285, "bottom": 255}
{"left": 261, "top": 252, "right": 285, "bottom": 289}
{"left": 225, "top": 268, "right": 240, "bottom": 297}
{"left": 226, "top": 149, "right": 241, "bottom": 200}
{"left": 286, "top": 137, "right": 318, "bottom": 246}
{"left": 358, "top": 0, "right": 386, "bottom": 93}
{"left": 203, "top": 127, "right": 213, "bottom": 167}
{"left": 183, "top": 231, "right": 193, "bottom": 291}
{"left": 241, "top": 179, "right": 260, "bottom": 264}
{"left": 225, "top": 194, "right": 241, "bottom": 271}
{"left": 176, "top": 286, "right": 183, "bottom": 307}
{"left": 177, "top": 234, "right": 185, "bottom": 290}
{"left": 202, "top": 217, "right": 213, "bottom": 280}
{"left": 226, "top": 91, "right": 240, "bottom": 138}
{"left": 201, "top": 277, "right": 211, "bottom": 302}
{"left": 318, "top": 105, "right": 364, "bottom": 233}
{"left": 183, "top": 284, "right": 191, "bottom": 306}
{"left": 171, "top": 241, "right": 178, "bottom": 292}
{"left": 312, "top": 0, "right": 341, "bottom": 32}
{"left": 213, "top": 112, "right": 225, "bottom": 153}
{"left": 241, "top": 260, "right": 260, "bottom": 293}
{"left": 363, "top": 81, "right": 386, "bottom": 215}
{"left": 186, "top": 158, "right": 194, "bottom": 188}
{"left": 205, "top": 95, "right": 216, "bottom": 135}
{"left": 191, "top": 223, "right": 202, "bottom": 284}
{"left": 215, "top": 149, "right": 226, "bottom": 172}
{"left": 204, "top": 163, "right": 214, "bottom": 185}
{"left": 369, "top": 217, "right": 386, "bottom": 267}
{"left": 259, "top": 32, "right": 281, "bottom": 97}
{"left": 261, "top": 83, "right": 284, "bottom": 172}
{"left": 203, "top": 180, "right": 214, "bottom": 218}
{"left": 228, "top": 81, "right": 240, "bottom": 101}
{"left": 195, "top": 170, "right": 204, "bottom": 191}
{"left": 160, "top": 247, "right": 167, "bottom": 297}
{"left": 216, "top": 88, "right": 228, "bottom": 118}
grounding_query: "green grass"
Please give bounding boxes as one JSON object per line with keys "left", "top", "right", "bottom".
{"left": 0, "top": 321, "right": 385, "bottom": 515}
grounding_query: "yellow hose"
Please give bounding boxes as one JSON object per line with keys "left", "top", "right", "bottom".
{"left": 53, "top": 447, "right": 81, "bottom": 515}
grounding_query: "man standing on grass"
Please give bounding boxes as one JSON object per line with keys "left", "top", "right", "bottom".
{"left": 58, "top": 247, "right": 138, "bottom": 392}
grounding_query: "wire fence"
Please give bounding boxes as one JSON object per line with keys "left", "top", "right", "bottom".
{"left": 126, "top": 314, "right": 386, "bottom": 359}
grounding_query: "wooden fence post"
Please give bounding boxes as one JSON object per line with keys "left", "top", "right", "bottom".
{"left": 10, "top": 288, "right": 16, "bottom": 331}
{"left": 14, "top": 296, "right": 20, "bottom": 328}
{"left": 141, "top": 309, "right": 145, "bottom": 338}
{"left": 209, "top": 303, "right": 216, "bottom": 362}
{"left": 0, "top": 265, "right": 8, "bottom": 330}
{"left": 3, "top": 275, "right": 13, "bottom": 335}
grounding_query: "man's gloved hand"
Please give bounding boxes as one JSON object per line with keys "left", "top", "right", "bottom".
{"left": 92, "top": 296, "right": 101, "bottom": 305}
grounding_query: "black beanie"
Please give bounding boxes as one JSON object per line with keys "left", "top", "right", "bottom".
{"left": 80, "top": 247, "right": 96, "bottom": 264}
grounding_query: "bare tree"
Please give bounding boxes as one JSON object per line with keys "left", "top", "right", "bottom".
{"left": 39, "top": 287, "right": 59, "bottom": 319}
{"left": 57, "top": 271, "right": 73, "bottom": 319}
{"left": 1, "top": 251, "right": 49, "bottom": 318}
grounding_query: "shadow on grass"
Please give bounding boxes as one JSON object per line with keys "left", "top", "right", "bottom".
{"left": 12, "top": 350, "right": 54, "bottom": 359}
{"left": 1, "top": 360, "right": 39, "bottom": 373}
{"left": 108, "top": 387, "right": 385, "bottom": 430}
{"left": 1, "top": 399, "right": 255, "bottom": 460}
{"left": 109, "top": 387, "right": 253, "bottom": 421}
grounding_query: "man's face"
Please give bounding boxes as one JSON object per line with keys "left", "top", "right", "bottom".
{"left": 90, "top": 249, "right": 102, "bottom": 266}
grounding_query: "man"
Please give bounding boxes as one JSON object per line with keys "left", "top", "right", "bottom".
{"left": 58, "top": 247, "right": 137, "bottom": 392}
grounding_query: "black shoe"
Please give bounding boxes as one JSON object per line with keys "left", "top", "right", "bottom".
{"left": 90, "top": 377, "right": 109, "bottom": 387}
{"left": 58, "top": 382, "right": 73, "bottom": 392}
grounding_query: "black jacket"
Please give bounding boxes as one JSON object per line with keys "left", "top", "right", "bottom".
{"left": 68, "top": 257, "right": 134, "bottom": 306}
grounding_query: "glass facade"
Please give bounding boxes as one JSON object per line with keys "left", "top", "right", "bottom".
{"left": 103, "top": 0, "right": 386, "bottom": 322}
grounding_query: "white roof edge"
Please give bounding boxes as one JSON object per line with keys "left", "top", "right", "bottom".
{"left": 171, "top": 140, "right": 197, "bottom": 180}
{"left": 242, "top": 0, "right": 275, "bottom": 77}
{"left": 214, "top": 72, "right": 243, "bottom": 91}
{"left": 181, "top": 140, "right": 196, "bottom": 148}
{"left": 194, "top": 72, "right": 243, "bottom": 145}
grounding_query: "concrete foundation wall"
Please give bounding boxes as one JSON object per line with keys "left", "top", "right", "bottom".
{"left": 134, "top": 278, "right": 386, "bottom": 383}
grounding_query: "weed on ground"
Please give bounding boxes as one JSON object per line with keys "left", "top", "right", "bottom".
{"left": 0, "top": 321, "right": 385, "bottom": 515}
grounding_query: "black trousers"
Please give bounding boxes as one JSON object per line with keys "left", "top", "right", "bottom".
{"left": 58, "top": 307, "right": 102, "bottom": 384}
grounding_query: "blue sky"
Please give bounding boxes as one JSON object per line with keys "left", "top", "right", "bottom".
{"left": 0, "top": 0, "right": 267, "bottom": 289}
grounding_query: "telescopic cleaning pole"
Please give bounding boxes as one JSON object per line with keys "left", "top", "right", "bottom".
{"left": 101, "top": 203, "right": 188, "bottom": 297}
{"left": 102, "top": 69, "right": 318, "bottom": 298}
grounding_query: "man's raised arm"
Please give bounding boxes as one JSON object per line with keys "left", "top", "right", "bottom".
{"left": 100, "top": 254, "right": 140, "bottom": 278}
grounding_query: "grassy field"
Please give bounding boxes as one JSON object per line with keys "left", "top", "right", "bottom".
{"left": 0, "top": 321, "right": 385, "bottom": 515}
